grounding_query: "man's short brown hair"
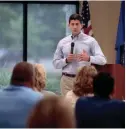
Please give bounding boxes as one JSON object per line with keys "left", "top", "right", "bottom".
{"left": 69, "top": 13, "right": 83, "bottom": 24}
{"left": 10, "top": 61, "right": 34, "bottom": 86}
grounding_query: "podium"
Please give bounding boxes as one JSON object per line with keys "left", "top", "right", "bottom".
{"left": 92, "top": 64, "right": 125, "bottom": 100}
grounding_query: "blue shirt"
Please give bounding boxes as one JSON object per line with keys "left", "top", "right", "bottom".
{"left": 75, "top": 96, "right": 125, "bottom": 128}
{"left": 0, "top": 85, "right": 43, "bottom": 128}
{"left": 53, "top": 32, "right": 107, "bottom": 74}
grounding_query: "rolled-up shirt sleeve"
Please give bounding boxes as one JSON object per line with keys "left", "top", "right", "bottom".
{"left": 53, "top": 41, "right": 67, "bottom": 69}
{"left": 90, "top": 39, "right": 107, "bottom": 65}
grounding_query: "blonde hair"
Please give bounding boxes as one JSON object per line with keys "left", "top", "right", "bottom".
{"left": 73, "top": 66, "right": 97, "bottom": 96}
{"left": 27, "top": 96, "right": 75, "bottom": 128}
{"left": 34, "top": 64, "right": 46, "bottom": 92}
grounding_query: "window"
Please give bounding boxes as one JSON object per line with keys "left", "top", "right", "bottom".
{"left": 28, "top": 4, "right": 76, "bottom": 94}
{"left": 0, "top": 3, "right": 23, "bottom": 88}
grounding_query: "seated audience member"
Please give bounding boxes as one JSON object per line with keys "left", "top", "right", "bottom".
{"left": 65, "top": 66, "right": 97, "bottom": 108}
{"left": 0, "top": 62, "right": 43, "bottom": 128}
{"left": 27, "top": 96, "right": 75, "bottom": 128}
{"left": 33, "top": 63, "right": 56, "bottom": 96}
{"left": 75, "top": 72, "right": 125, "bottom": 128}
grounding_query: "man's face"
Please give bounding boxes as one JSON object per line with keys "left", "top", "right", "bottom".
{"left": 69, "top": 20, "right": 83, "bottom": 36}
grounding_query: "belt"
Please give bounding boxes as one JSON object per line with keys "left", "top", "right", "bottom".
{"left": 62, "top": 72, "right": 76, "bottom": 77}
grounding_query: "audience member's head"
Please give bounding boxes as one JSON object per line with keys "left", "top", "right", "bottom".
{"left": 93, "top": 72, "right": 114, "bottom": 98}
{"left": 27, "top": 96, "right": 75, "bottom": 128}
{"left": 33, "top": 64, "right": 46, "bottom": 92}
{"left": 10, "top": 62, "right": 34, "bottom": 88}
{"left": 73, "top": 66, "right": 97, "bottom": 96}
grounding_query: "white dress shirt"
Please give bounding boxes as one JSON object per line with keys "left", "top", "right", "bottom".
{"left": 53, "top": 32, "right": 107, "bottom": 75}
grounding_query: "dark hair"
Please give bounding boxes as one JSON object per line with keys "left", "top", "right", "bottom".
{"left": 10, "top": 62, "right": 34, "bottom": 86}
{"left": 93, "top": 72, "right": 114, "bottom": 97}
{"left": 69, "top": 14, "right": 83, "bottom": 24}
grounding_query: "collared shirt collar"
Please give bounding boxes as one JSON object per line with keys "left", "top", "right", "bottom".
{"left": 94, "top": 95, "right": 111, "bottom": 100}
{"left": 4, "top": 85, "right": 33, "bottom": 91}
{"left": 71, "top": 31, "right": 83, "bottom": 40}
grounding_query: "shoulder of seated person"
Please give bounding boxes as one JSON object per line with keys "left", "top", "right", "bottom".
{"left": 41, "top": 90, "right": 56, "bottom": 96}
{"left": 110, "top": 99, "right": 125, "bottom": 104}
{"left": 66, "top": 90, "right": 73, "bottom": 96}
{"left": 32, "top": 90, "right": 44, "bottom": 97}
{"left": 65, "top": 90, "right": 77, "bottom": 99}
{"left": 77, "top": 96, "right": 90, "bottom": 102}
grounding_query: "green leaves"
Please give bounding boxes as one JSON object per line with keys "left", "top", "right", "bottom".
{"left": 0, "top": 69, "right": 61, "bottom": 95}
{"left": 0, "top": 68, "right": 11, "bottom": 88}
{"left": 46, "top": 73, "right": 61, "bottom": 95}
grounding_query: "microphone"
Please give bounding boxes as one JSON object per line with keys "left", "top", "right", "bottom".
{"left": 71, "top": 42, "right": 74, "bottom": 54}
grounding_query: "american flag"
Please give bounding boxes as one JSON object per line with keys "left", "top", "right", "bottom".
{"left": 120, "top": 44, "right": 125, "bottom": 66}
{"left": 81, "top": 1, "right": 93, "bottom": 36}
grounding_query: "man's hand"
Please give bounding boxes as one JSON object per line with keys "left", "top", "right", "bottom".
{"left": 77, "top": 50, "right": 90, "bottom": 62}
{"left": 66, "top": 54, "right": 75, "bottom": 63}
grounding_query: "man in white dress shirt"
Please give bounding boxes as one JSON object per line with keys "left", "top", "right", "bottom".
{"left": 53, "top": 14, "right": 107, "bottom": 96}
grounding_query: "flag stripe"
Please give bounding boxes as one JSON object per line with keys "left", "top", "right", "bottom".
{"left": 84, "top": 25, "right": 92, "bottom": 34}
{"left": 81, "top": 1, "right": 93, "bottom": 36}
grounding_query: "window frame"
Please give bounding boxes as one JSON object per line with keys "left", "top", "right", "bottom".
{"left": 0, "top": 1, "right": 79, "bottom": 61}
